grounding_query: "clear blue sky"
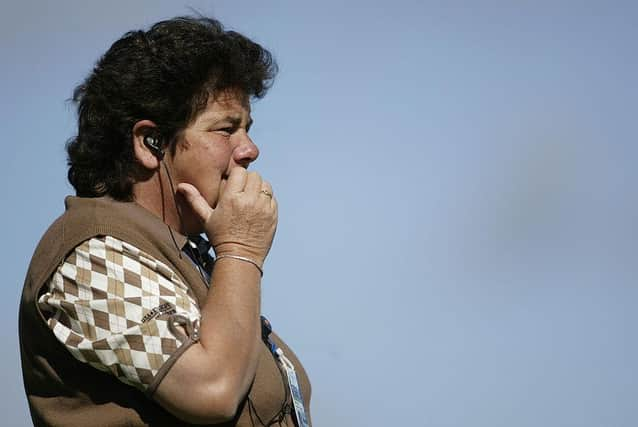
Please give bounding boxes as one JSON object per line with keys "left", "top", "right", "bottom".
{"left": 3, "top": 1, "right": 637, "bottom": 426}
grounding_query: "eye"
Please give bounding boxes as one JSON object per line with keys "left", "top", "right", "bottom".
{"left": 215, "top": 127, "right": 234, "bottom": 136}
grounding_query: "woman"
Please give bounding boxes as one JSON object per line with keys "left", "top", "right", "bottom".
{"left": 19, "top": 16, "right": 311, "bottom": 426}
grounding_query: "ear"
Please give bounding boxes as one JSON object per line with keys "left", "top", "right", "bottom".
{"left": 132, "top": 120, "right": 162, "bottom": 170}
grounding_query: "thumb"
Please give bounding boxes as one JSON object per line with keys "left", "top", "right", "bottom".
{"left": 176, "top": 183, "right": 212, "bottom": 224}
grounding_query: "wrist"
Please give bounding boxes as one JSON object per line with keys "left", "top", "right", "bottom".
{"left": 213, "top": 242, "right": 266, "bottom": 265}
{"left": 214, "top": 254, "right": 263, "bottom": 277}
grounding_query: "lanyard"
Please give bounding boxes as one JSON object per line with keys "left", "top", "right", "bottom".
{"left": 260, "top": 316, "right": 310, "bottom": 427}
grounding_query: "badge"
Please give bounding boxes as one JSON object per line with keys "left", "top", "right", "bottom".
{"left": 277, "top": 348, "right": 310, "bottom": 427}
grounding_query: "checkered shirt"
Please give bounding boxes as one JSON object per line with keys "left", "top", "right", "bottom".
{"left": 38, "top": 236, "right": 201, "bottom": 392}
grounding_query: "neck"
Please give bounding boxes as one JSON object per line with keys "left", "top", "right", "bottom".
{"left": 133, "top": 167, "right": 183, "bottom": 234}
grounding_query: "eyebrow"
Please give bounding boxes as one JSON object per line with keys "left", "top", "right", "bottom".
{"left": 227, "top": 116, "right": 253, "bottom": 131}
{"left": 204, "top": 114, "right": 253, "bottom": 130}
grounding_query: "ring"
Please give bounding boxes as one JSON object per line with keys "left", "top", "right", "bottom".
{"left": 260, "top": 189, "right": 273, "bottom": 198}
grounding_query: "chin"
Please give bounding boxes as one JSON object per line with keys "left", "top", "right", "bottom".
{"left": 182, "top": 219, "right": 205, "bottom": 237}
{"left": 176, "top": 203, "right": 205, "bottom": 237}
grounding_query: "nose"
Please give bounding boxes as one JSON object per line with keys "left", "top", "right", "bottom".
{"left": 232, "top": 131, "right": 259, "bottom": 168}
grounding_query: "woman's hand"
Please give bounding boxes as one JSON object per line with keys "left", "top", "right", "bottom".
{"left": 177, "top": 167, "right": 277, "bottom": 264}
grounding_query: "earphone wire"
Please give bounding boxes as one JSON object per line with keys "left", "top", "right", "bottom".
{"left": 161, "top": 158, "right": 183, "bottom": 259}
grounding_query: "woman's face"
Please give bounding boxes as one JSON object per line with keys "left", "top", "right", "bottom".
{"left": 167, "top": 89, "right": 259, "bottom": 233}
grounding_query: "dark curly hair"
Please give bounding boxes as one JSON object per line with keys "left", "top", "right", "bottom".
{"left": 66, "top": 16, "right": 277, "bottom": 200}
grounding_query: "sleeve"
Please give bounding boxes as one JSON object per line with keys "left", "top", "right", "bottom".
{"left": 37, "top": 235, "right": 201, "bottom": 395}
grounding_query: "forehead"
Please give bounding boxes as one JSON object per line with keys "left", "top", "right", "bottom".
{"left": 194, "top": 89, "right": 251, "bottom": 123}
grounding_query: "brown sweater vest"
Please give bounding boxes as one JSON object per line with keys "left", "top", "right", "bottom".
{"left": 19, "top": 196, "right": 311, "bottom": 426}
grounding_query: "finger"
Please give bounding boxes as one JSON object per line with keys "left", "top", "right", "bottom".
{"left": 258, "top": 181, "right": 274, "bottom": 202}
{"left": 177, "top": 183, "right": 213, "bottom": 223}
{"left": 216, "top": 178, "right": 227, "bottom": 204}
{"left": 225, "top": 167, "right": 247, "bottom": 194}
{"left": 244, "top": 171, "right": 262, "bottom": 194}
{"left": 260, "top": 181, "right": 273, "bottom": 194}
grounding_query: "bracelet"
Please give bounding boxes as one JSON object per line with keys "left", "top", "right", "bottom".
{"left": 214, "top": 254, "right": 264, "bottom": 277}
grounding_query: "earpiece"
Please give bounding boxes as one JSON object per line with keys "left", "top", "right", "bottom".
{"left": 143, "top": 135, "right": 164, "bottom": 159}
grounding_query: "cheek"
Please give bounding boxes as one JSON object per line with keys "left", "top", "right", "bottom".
{"left": 207, "top": 145, "right": 234, "bottom": 171}
{"left": 173, "top": 141, "right": 233, "bottom": 184}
